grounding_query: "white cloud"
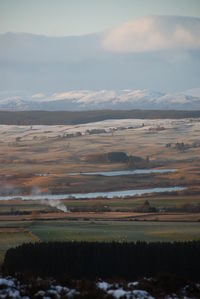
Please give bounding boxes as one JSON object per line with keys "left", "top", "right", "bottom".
{"left": 102, "top": 16, "right": 200, "bottom": 52}
{"left": 32, "top": 93, "right": 46, "bottom": 99}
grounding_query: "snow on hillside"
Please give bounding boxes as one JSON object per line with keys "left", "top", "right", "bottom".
{"left": 1, "top": 118, "right": 199, "bottom": 142}
{"left": 182, "top": 88, "right": 200, "bottom": 98}
{"left": 0, "top": 89, "right": 200, "bottom": 111}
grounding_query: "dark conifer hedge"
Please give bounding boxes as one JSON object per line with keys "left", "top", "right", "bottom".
{"left": 3, "top": 241, "right": 200, "bottom": 280}
{"left": 0, "top": 110, "right": 200, "bottom": 125}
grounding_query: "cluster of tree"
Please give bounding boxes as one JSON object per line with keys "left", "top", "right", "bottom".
{"left": 134, "top": 200, "right": 157, "bottom": 213}
{"left": 69, "top": 205, "right": 111, "bottom": 213}
{"left": 0, "top": 110, "right": 200, "bottom": 125}
{"left": 175, "top": 142, "right": 187, "bottom": 152}
{"left": 84, "top": 151, "right": 150, "bottom": 168}
{"left": 166, "top": 142, "right": 186, "bottom": 151}
{"left": 148, "top": 126, "right": 166, "bottom": 132}
{"left": 164, "top": 203, "right": 200, "bottom": 213}
{"left": 3, "top": 241, "right": 200, "bottom": 280}
{"left": 166, "top": 141, "right": 200, "bottom": 152}
{"left": 0, "top": 209, "right": 55, "bottom": 216}
{"left": 62, "top": 132, "right": 82, "bottom": 139}
{"left": 0, "top": 210, "right": 31, "bottom": 216}
{"left": 128, "top": 155, "right": 150, "bottom": 168}
{"left": 86, "top": 129, "right": 107, "bottom": 135}
{"left": 85, "top": 151, "right": 129, "bottom": 163}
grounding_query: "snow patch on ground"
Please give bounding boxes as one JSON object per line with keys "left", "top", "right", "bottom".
{"left": 0, "top": 276, "right": 199, "bottom": 298}
{"left": 0, "top": 276, "right": 79, "bottom": 299}
{"left": 97, "top": 281, "right": 155, "bottom": 299}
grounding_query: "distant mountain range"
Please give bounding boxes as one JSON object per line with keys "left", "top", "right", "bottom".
{"left": 0, "top": 16, "right": 200, "bottom": 92}
{"left": 0, "top": 88, "right": 199, "bottom": 111}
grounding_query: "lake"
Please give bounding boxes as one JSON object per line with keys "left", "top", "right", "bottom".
{"left": 70, "top": 168, "right": 176, "bottom": 177}
{"left": 0, "top": 186, "right": 185, "bottom": 201}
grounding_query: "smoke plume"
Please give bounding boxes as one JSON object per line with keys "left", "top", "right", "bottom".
{"left": 42, "top": 198, "right": 69, "bottom": 213}
{"left": 31, "top": 187, "right": 69, "bottom": 213}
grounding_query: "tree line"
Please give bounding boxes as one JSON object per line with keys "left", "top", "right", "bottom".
{"left": 0, "top": 110, "right": 200, "bottom": 125}
{"left": 3, "top": 241, "right": 200, "bottom": 280}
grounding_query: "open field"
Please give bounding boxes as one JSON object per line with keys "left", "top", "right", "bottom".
{"left": 0, "top": 219, "right": 200, "bottom": 240}
{"left": 30, "top": 221, "right": 200, "bottom": 242}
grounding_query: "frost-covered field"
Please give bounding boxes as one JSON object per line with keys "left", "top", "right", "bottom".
{"left": 0, "top": 275, "right": 200, "bottom": 299}
{"left": 0, "top": 118, "right": 200, "bottom": 142}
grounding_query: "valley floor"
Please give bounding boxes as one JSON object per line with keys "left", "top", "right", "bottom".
{"left": 0, "top": 118, "right": 200, "bottom": 265}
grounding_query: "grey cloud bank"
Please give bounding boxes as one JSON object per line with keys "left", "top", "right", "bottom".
{"left": 0, "top": 16, "right": 199, "bottom": 94}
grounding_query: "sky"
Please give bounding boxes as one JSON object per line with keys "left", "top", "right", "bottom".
{"left": 0, "top": 0, "right": 200, "bottom": 94}
{"left": 0, "top": 0, "right": 200, "bottom": 36}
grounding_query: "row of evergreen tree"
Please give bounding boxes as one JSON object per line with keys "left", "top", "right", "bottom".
{"left": 3, "top": 241, "right": 200, "bottom": 280}
{"left": 1, "top": 110, "right": 200, "bottom": 125}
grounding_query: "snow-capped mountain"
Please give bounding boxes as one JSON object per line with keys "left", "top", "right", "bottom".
{"left": 0, "top": 89, "right": 199, "bottom": 111}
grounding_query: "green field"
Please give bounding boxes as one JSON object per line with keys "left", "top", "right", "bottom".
{"left": 0, "top": 220, "right": 200, "bottom": 265}
{"left": 30, "top": 221, "right": 200, "bottom": 242}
